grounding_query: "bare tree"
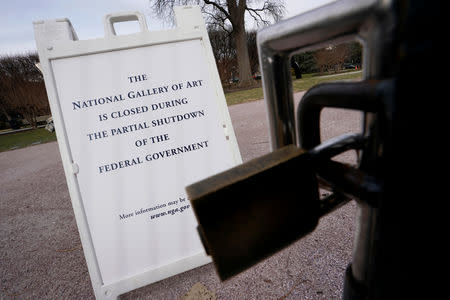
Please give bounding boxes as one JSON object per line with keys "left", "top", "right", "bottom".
{"left": 0, "top": 53, "right": 49, "bottom": 128}
{"left": 208, "top": 26, "right": 237, "bottom": 82}
{"left": 246, "top": 30, "right": 259, "bottom": 75}
{"left": 331, "top": 43, "right": 351, "bottom": 71}
{"left": 208, "top": 27, "right": 259, "bottom": 84}
{"left": 313, "top": 43, "right": 352, "bottom": 73}
{"left": 150, "top": 0, "right": 285, "bottom": 87}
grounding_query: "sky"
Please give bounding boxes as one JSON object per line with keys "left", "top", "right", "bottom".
{"left": 0, "top": 0, "right": 335, "bottom": 56}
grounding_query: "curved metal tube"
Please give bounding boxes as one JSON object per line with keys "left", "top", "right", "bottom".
{"left": 297, "top": 81, "right": 380, "bottom": 150}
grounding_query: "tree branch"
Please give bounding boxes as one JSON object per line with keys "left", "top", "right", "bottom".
{"left": 203, "top": 10, "right": 231, "bottom": 34}
{"left": 246, "top": 6, "right": 270, "bottom": 26}
{"left": 245, "top": 1, "right": 285, "bottom": 24}
{"left": 204, "top": 0, "right": 231, "bottom": 20}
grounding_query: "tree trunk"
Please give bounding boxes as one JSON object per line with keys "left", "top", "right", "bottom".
{"left": 233, "top": 24, "right": 254, "bottom": 87}
{"left": 0, "top": 104, "right": 12, "bottom": 122}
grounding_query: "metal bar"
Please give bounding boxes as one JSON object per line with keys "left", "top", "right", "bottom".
{"left": 315, "top": 159, "right": 382, "bottom": 204}
{"left": 257, "top": 0, "right": 379, "bottom": 150}
{"left": 309, "top": 133, "right": 366, "bottom": 159}
{"left": 256, "top": 1, "right": 397, "bottom": 298}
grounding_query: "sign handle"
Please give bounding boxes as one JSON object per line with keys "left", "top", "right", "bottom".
{"left": 103, "top": 11, "right": 148, "bottom": 37}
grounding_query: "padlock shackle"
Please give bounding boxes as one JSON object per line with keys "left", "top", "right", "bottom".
{"left": 306, "top": 133, "right": 382, "bottom": 212}
{"left": 297, "top": 81, "right": 380, "bottom": 150}
{"left": 297, "top": 81, "right": 383, "bottom": 207}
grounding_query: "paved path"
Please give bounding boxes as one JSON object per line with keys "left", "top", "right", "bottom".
{"left": 0, "top": 93, "right": 362, "bottom": 299}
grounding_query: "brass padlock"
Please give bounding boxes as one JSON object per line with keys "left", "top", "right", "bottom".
{"left": 186, "top": 145, "right": 319, "bottom": 280}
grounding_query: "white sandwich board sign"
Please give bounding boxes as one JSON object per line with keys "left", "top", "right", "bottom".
{"left": 33, "top": 7, "right": 241, "bottom": 299}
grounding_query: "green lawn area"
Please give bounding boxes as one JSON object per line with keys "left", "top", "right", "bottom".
{"left": 225, "top": 71, "right": 362, "bottom": 106}
{"left": 0, "top": 128, "right": 56, "bottom": 152}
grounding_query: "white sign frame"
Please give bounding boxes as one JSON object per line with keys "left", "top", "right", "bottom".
{"left": 34, "top": 7, "right": 241, "bottom": 299}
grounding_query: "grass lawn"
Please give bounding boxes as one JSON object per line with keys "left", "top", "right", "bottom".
{"left": 225, "top": 71, "right": 362, "bottom": 106}
{"left": 0, "top": 128, "right": 56, "bottom": 153}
